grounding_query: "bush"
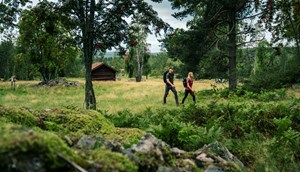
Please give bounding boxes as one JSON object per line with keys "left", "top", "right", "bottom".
{"left": 105, "top": 95, "right": 300, "bottom": 170}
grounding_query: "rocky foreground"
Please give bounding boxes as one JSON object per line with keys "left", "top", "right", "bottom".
{"left": 0, "top": 106, "right": 244, "bottom": 172}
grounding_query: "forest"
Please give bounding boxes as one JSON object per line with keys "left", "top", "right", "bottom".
{"left": 1, "top": 0, "right": 300, "bottom": 171}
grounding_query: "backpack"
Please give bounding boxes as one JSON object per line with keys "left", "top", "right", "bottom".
{"left": 183, "top": 78, "right": 187, "bottom": 87}
{"left": 163, "top": 71, "right": 168, "bottom": 83}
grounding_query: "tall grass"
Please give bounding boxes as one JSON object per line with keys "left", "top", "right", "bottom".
{"left": 0, "top": 78, "right": 226, "bottom": 113}
{"left": 1, "top": 78, "right": 300, "bottom": 170}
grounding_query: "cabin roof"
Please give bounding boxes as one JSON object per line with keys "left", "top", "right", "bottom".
{"left": 92, "top": 62, "right": 116, "bottom": 72}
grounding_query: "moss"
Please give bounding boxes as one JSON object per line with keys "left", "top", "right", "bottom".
{"left": 0, "top": 106, "right": 145, "bottom": 148}
{"left": 39, "top": 109, "right": 116, "bottom": 135}
{"left": 105, "top": 128, "right": 145, "bottom": 148}
{"left": 0, "top": 106, "right": 116, "bottom": 136}
{"left": 0, "top": 123, "right": 87, "bottom": 171}
{"left": 83, "top": 148, "right": 138, "bottom": 172}
{"left": 0, "top": 106, "right": 37, "bottom": 127}
{"left": 43, "top": 121, "right": 67, "bottom": 132}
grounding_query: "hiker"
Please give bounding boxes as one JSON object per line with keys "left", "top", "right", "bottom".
{"left": 163, "top": 66, "right": 179, "bottom": 106}
{"left": 181, "top": 72, "right": 196, "bottom": 105}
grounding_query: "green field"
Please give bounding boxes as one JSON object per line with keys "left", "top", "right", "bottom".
{"left": 2, "top": 78, "right": 300, "bottom": 171}
{"left": 0, "top": 78, "right": 226, "bottom": 113}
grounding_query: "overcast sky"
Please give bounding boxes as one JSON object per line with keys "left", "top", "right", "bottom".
{"left": 30, "top": 0, "right": 188, "bottom": 52}
{"left": 144, "top": 0, "right": 188, "bottom": 52}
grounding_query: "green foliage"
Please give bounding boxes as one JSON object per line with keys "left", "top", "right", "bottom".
{"left": 178, "top": 124, "right": 222, "bottom": 150}
{"left": 148, "top": 52, "right": 182, "bottom": 78}
{"left": 17, "top": 1, "right": 81, "bottom": 81}
{"left": 105, "top": 88, "right": 300, "bottom": 170}
{"left": 244, "top": 42, "right": 300, "bottom": 92}
{"left": 266, "top": 0, "right": 300, "bottom": 57}
{"left": 0, "top": 0, "right": 31, "bottom": 32}
{"left": 200, "top": 48, "right": 228, "bottom": 79}
{"left": 237, "top": 48, "right": 255, "bottom": 80}
{"left": 0, "top": 40, "right": 16, "bottom": 79}
{"left": 163, "top": 27, "right": 212, "bottom": 77}
{"left": 84, "top": 148, "right": 138, "bottom": 172}
{"left": 1, "top": 84, "right": 300, "bottom": 171}
{"left": 98, "top": 56, "right": 125, "bottom": 73}
{"left": 148, "top": 52, "right": 169, "bottom": 76}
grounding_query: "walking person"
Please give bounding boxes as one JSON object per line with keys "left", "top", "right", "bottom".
{"left": 181, "top": 72, "right": 196, "bottom": 105}
{"left": 163, "top": 66, "right": 179, "bottom": 106}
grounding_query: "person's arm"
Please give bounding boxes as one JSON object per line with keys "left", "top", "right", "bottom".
{"left": 167, "top": 78, "right": 175, "bottom": 87}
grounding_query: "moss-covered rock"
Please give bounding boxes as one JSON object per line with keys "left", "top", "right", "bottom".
{"left": 0, "top": 123, "right": 87, "bottom": 171}
{"left": 37, "top": 109, "right": 116, "bottom": 135}
{"left": 124, "top": 133, "right": 182, "bottom": 171}
{"left": 0, "top": 122, "right": 139, "bottom": 172}
{"left": 0, "top": 106, "right": 37, "bottom": 127}
{"left": 105, "top": 127, "right": 145, "bottom": 148}
{"left": 0, "top": 106, "right": 245, "bottom": 172}
{"left": 83, "top": 148, "right": 138, "bottom": 172}
{"left": 0, "top": 106, "right": 116, "bottom": 135}
{"left": 0, "top": 106, "right": 145, "bottom": 149}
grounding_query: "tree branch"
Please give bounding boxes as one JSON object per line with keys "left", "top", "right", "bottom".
{"left": 58, "top": 153, "right": 88, "bottom": 172}
{"left": 206, "top": 6, "right": 226, "bottom": 24}
{"left": 237, "top": 36, "right": 265, "bottom": 46}
{"left": 235, "top": 0, "right": 249, "bottom": 12}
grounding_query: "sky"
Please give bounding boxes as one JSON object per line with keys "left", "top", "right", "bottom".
{"left": 29, "top": 0, "right": 188, "bottom": 52}
{"left": 144, "top": 0, "right": 189, "bottom": 52}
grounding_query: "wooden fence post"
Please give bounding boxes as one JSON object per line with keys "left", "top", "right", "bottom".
{"left": 10, "top": 76, "right": 16, "bottom": 91}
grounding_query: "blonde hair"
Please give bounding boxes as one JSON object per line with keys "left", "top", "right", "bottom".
{"left": 188, "top": 72, "right": 194, "bottom": 80}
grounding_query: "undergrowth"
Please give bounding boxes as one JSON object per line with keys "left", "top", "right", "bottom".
{"left": 104, "top": 88, "right": 300, "bottom": 171}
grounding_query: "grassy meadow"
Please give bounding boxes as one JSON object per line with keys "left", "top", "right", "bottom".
{"left": 2, "top": 77, "right": 300, "bottom": 171}
{"left": 0, "top": 78, "right": 226, "bottom": 113}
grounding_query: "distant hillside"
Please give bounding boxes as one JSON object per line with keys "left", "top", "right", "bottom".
{"left": 104, "top": 52, "right": 116, "bottom": 58}
{"left": 104, "top": 52, "right": 160, "bottom": 58}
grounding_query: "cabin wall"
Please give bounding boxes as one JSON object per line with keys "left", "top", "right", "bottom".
{"left": 92, "top": 65, "right": 116, "bottom": 81}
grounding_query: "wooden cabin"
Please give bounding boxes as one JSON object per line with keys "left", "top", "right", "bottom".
{"left": 91, "top": 62, "right": 116, "bottom": 81}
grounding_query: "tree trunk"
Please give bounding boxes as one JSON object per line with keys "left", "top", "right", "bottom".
{"left": 83, "top": 0, "right": 96, "bottom": 110}
{"left": 84, "top": 58, "right": 96, "bottom": 109}
{"left": 228, "top": 11, "right": 237, "bottom": 91}
{"left": 136, "top": 48, "right": 142, "bottom": 82}
{"left": 290, "top": 16, "right": 300, "bottom": 59}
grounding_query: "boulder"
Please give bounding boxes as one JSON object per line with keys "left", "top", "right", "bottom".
{"left": 37, "top": 78, "right": 80, "bottom": 87}
{"left": 124, "top": 134, "right": 244, "bottom": 172}
{"left": 195, "top": 141, "right": 244, "bottom": 171}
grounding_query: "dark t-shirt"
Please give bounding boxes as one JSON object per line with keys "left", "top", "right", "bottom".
{"left": 166, "top": 72, "right": 174, "bottom": 85}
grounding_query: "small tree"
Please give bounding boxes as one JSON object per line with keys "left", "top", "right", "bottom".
{"left": 18, "top": 1, "right": 79, "bottom": 82}
{"left": 127, "top": 15, "right": 150, "bottom": 82}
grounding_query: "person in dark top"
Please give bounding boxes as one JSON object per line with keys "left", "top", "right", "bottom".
{"left": 163, "top": 66, "right": 179, "bottom": 106}
{"left": 181, "top": 72, "right": 196, "bottom": 105}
